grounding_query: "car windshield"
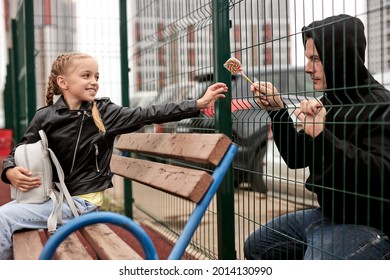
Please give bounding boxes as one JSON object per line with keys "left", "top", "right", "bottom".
{"left": 155, "top": 83, "right": 195, "bottom": 105}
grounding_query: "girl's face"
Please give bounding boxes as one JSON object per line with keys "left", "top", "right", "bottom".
{"left": 58, "top": 57, "right": 99, "bottom": 109}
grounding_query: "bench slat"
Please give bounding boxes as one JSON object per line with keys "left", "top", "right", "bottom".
{"left": 110, "top": 155, "right": 213, "bottom": 203}
{"left": 13, "top": 230, "right": 45, "bottom": 260}
{"left": 52, "top": 232, "right": 94, "bottom": 260}
{"left": 115, "top": 133, "right": 231, "bottom": 166}
{"left": 79, "top": 224, "right": 143, "bottom": 260}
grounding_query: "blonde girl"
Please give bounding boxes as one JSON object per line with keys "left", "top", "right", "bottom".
{"left": 0, "top": 52, "right": 227, "bottom": 259}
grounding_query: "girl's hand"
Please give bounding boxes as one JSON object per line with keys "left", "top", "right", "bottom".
{"left": 196, "top": 82, "right": 227, "bottom": 109}
{"left": 293, "top": 99, "right": 326, "bottom": 138}
{"left": 6, "top": 166, "right": 41, "bottom": 192}
{"left": 251, "top": 81, "right": 284, "bottom": 109}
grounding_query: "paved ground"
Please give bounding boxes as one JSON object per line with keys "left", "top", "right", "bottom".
{"left": 129, "top": 181, "right": 310, "bottom": 260}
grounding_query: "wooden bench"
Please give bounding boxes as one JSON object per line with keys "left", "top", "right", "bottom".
{"left": 12, "top": 133, "right": 237, "bottom": 260}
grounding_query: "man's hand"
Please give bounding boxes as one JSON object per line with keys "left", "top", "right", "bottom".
{"left": 250, "top": 81, "right": 284, "bottom": 110}
{"left": 293, "top": 99, "right": 326, "bottom": 138}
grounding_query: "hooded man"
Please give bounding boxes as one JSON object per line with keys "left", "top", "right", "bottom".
{"left": 244, "top": 14, "right": 390, "bottom": 260}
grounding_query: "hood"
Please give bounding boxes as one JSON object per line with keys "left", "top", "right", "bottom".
{"left": 302, "top": 14, "right": 377, "bottom": 104}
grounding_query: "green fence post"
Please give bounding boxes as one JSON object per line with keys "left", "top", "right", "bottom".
{"left": 119, "top": 0, "right": 133, "bottom": 218}
{"left": 4, "top": 49, "right": 15, "bottom": 130}
{"left": 24, "top": 0, "right": 36, "bottom": 125}
{"left": 212, "top": 0, "right": 235, "bottom": 260}
{"left": 10, "top": 1, "right": 36, "bottom": 141}
{"left": 10, "top": 19, "right": 20, "bottom": 141}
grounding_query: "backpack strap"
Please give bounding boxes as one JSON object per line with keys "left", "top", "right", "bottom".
{"left": 46, "top": 189, "right": 61, "bottom": 233}
{"left": 38, "top": 130, "right": 80, "bottom": 234}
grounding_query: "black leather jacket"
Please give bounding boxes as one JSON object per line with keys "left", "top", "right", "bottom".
{"left": 1, "top": 96, "right": 200, "bottom": 196}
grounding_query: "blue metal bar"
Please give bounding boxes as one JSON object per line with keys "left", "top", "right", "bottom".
{"left": 39, "top": 211, "right": 158, "bottom": 260}
{"left": 168, "top": 143, "right": 238, "bottom": 260}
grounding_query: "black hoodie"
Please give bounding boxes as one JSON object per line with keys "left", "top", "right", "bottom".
{"left": 270, "top": 14, "right": 390, "bottom": 236}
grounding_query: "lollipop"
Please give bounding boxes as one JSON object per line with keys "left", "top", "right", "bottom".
{"left": 223, "top": 57, "right": 254, "bottom": 84}
{"left": 223, "top": 57, "right": 242, "bottom": 74}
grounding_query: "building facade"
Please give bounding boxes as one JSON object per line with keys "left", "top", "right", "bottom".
{"left": 129, "top": 0, "right": 291, "bottom": 93}
{"left": 367, "top": 0, "right": 390, "bottom": 74}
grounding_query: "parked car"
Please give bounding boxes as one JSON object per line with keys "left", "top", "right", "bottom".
{"left": 130, "top": 91, "right": 157, "bottom": 108}
{"left": 264, "top": 124, "right": 320, "bottom": 207}
{"left": 154, "top": 66, "right": 313, "bottom": 193}
{"left": 154, "top": 82, "right": 198, "bottom": 133}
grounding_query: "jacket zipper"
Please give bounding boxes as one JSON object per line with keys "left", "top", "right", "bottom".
{"left": 70, "top": 111, "right": 87, "bottom": 173}
{"left": 94, "top": 143, "right": 100, "bottom": 172}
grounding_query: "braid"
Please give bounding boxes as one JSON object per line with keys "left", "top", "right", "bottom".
{"left": 46, "top": 53, "right": 106, "bottom": 133}
{"left": 45, "top": 80, "right": 56, "bottom": 105}
{"left": 92, "top": 101, "right": 106, "bottom": 134}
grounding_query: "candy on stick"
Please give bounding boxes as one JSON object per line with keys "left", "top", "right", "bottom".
{"left": 223, "top": 57, "right": 242, "bottom": 74}
{"left": 223, "top": 57, "right": 254, "bottom": 85}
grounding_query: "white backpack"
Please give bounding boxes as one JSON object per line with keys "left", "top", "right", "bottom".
{"left": 11, "top": 130, "right": 79, "bottom": 233}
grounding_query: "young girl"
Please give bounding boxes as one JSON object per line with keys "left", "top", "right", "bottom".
{"left": 0, "top": 52, "right": 228, "bottom": 259}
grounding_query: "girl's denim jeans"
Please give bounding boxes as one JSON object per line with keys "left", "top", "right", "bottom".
{"left": 244, "top": 208, "right": 390, "bottom": 260}
{"left": 0, "top": 197, "right": 98, "bottom": 260}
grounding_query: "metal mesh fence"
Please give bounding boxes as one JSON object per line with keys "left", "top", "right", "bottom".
{"left": 3, "top": 0, "right": 390, "bottom": 260}
{"left": 127, "top": 0, "right": 390, "bottom": 260}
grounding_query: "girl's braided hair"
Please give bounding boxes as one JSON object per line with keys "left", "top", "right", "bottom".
{"left": 46, "top": 53, "right": 106, "bottom": 133}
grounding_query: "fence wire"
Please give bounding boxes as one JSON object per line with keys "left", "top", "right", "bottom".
{"left": 127, "top": 0, "right": 390, "bottom": 260}
{"left": 3, "top": 0, "right": 390, "bottom": 260}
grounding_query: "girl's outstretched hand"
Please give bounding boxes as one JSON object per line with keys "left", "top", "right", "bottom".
{"left": 196, "top": 82, "right": 228, "bottom": 109}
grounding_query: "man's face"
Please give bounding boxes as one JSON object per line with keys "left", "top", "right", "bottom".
{"left": 305, "top": 38, "right": 327, "bottom": 91}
